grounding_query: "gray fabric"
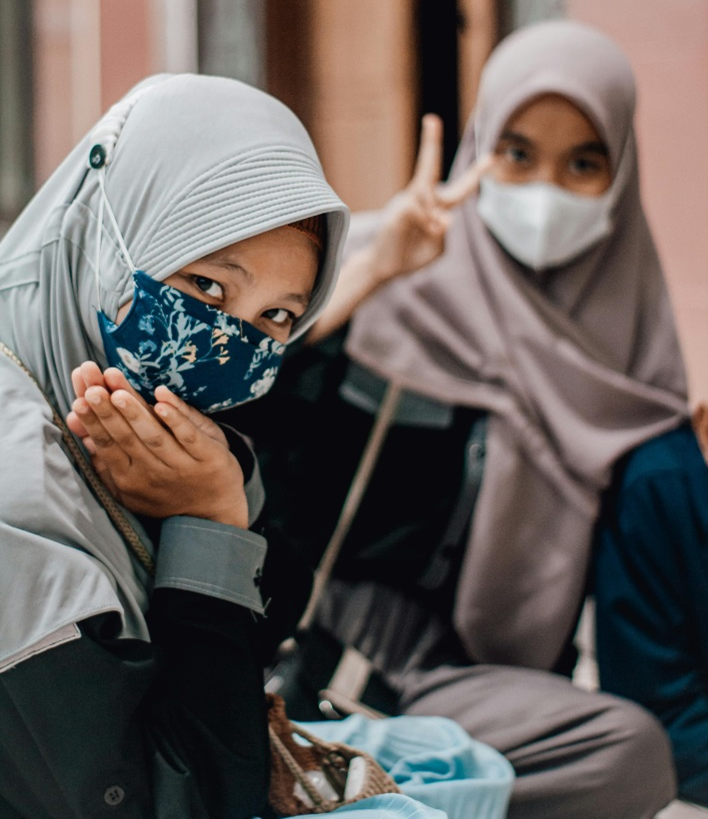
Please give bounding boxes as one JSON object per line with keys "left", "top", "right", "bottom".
{"left": 155, "top": 516, "right": 266, "bottom": 613}
{"left": 344, "top": 21, "right": 688, "bottom": 670}
{"left": 404, "top": 665, "right": 676, "bottom": 819}
{"left": 0, "top": 74, "right": 348, "bottom": 668}
{"left": 317, "top": 580, "right": 676, "bottom": 819}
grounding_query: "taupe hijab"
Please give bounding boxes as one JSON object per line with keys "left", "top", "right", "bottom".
{"left": 346, "top": 21, "right": 688, "bottom": 669}
{"left": 0, "top": 74, "right": 348, "bottom": 670}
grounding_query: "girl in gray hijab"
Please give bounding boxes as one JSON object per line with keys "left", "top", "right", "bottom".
{"left": 236, "top": 20, "right": 685, "bottom": 819}
{"left": 0, "top": 72, "right": 349, "bottom": 818}
{"left": 0, "top": 73, "right": 515, "bottom": 819}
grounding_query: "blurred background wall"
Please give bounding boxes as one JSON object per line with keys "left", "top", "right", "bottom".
{"left": 1, "top": 0, "right": 706, "bottom": 400}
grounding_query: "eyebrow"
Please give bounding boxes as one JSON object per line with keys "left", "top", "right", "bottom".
{"left": 205, "top": 259, "right": 312, "bottom": 307}
{"left": 497, "top": 130, "right": 533, "bottom": 146}
{"left": 497, "top": 130, "right": 609, "bottom": 157}
{"left": 572, "top": 141, "right": 609, "bottom": 156}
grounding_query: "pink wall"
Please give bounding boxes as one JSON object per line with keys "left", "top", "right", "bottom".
{"left": 33, "top": 0, "right": 155, "bottom": 185}
{"left": 568, "top": 0, "right": 708, "bottom": 402}
{"left": 100, "top": 0, "right": 152, "bottom": 111}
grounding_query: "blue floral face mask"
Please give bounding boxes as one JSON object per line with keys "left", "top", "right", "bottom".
{"left": 98, "top": 271, "right": 285, "bottom": 414}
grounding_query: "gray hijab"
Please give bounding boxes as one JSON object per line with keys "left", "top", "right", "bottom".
{"left": 345, "top": 21, "right": 688, "bottom": 669}
{"left": 0, "top": 74, "right": 348, "bottom": 671}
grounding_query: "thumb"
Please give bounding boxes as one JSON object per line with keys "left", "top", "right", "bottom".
{"left": 153, "top": 385, "right": 223, "bottom": 441}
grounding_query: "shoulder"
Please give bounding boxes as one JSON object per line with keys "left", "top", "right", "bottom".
{"left": 621, "top": 423, "right": 706, "bottom": 487}
{"left": 608, "top": 423, "right": 708, "bottom": 517}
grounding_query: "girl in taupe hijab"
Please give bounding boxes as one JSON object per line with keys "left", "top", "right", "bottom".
{"left": 239, "top": 20, "right": 685, "bottom": 819}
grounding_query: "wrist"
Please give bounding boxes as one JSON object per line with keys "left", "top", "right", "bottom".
{"left": 208, "top": 501, "right": 249, "bottom": 529}
{"left": 352, "top": 244, "right": 395, "bottom": 289}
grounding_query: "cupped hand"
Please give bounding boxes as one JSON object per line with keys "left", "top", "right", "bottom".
{"left": 367, "top": 113, "right": 492, "bottom": 284}
{"left": 69, "top": 367, "right": 248, "bottom": 527}
{"left": 68, "top": 363, "right": 228, "bottom": 448}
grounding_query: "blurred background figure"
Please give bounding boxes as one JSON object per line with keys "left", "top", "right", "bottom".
{"left": 1, "top": 0, "right": 706, "bottom": 409}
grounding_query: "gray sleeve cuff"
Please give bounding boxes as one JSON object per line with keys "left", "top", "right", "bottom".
{"left": 155, "top": 516, "right": 266, "bottom": 614}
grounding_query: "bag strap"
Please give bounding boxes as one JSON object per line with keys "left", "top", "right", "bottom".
{"left": 418, "top": 413, "right": 487, "bottom": 590}
{"left": 0, "top": 342, "right": 156, "bottom": 576}
{"left": 298, "top": 378, "right": 403, "bottom": 631}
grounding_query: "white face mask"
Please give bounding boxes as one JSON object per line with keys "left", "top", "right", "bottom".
{"left": 477, "top": 176, "right": 614, "bottom": 270}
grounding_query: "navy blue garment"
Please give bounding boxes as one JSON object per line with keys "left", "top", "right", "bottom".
{"left": 594, "top": 423, "right": 708, "bottom": 805}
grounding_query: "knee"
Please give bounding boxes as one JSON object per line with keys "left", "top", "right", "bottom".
{"left": 603, "top": 695, "right": 677, "bottom": 817}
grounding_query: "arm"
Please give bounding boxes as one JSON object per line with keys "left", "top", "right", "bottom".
{"left": 594, "top": 430, "right": 708, "bottom": 805}
{"left": 306, "top": 115, "right": 491, "bottom": 345}
{"left": 0, "top": 587, "right": 270, "bottom": 819}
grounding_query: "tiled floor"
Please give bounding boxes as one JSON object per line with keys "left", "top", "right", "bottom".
{"left": 659, "top": 802, "right": 708, "bottom": 818}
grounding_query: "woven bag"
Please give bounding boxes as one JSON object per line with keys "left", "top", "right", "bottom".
{"left": 267, "top": 693, "right": 400, "bottom": 816}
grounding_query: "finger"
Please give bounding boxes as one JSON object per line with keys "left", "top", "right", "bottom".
{"left": 154, "top": 385, "right": 229, "bottom": 446}
{"left": 155, "top": 385, "right": 211, "bottom": 431}
{"left": 104, "top": 367, "right": 153, "bottom": 411}
{"left": 73, "top": 393, "right": 132, "bottom": 470}
{"left": 436, "top": 153, "right": 494, "bottom": 207}
{"left": 79, "top": 360, "right": 106, "bottom": 393}
{"left": 82, "top": 436, "right": 97, "bottom": 457}
{"left": 411, "top": 114, "right": 444, "bottom": 190}
{"left": 66, "top": 410, "right": 90, "bottom": 439}
{"left": 71, "top": 361, "right": 104, "bottom": 400}
{"left": 85, "top": 385, "right": 160, "bottom": 464}
{"left": 71, "top": 368, "right": 86, "bottom": 400}
{"left": 427, "top": 209, "right": 453, "bottom": 236}
{"left": 109, "top": 388, "right": 186, "bottom": 467}
{"left": 153, "top": 395, "right": 213, "bottom": 461}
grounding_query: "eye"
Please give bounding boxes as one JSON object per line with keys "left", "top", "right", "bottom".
{"left": 263, "top": 307, "right": 295, "bottom": 326}
{"left": 569, "top": 153, "right": 609, "bottom": 177}
{"left": 192, "top": 276, "right": 224, "bottom": 299}
{"left": 498, "top": 144, "right": 532, "bottom": 166}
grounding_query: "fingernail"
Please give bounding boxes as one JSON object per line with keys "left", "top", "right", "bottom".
{"left": 155, "top": 405, "right": 168, "bottom": 417}
{"left": 113, "top": 395, "right": 126, "bottom": 409}
{"left": 86, "top": 393, "right": 100, "bottom": 406}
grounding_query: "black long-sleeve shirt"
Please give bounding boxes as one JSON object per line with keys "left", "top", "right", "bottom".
{"left": 0, "top": 432, "right": 313, "bottom": 818}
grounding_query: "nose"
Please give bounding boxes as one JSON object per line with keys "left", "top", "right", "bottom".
{"left": 223, "top": 293, "right": 258, "bottom": 326}
{"left": 534, "top": 161, "right": 563, "bottom": 188}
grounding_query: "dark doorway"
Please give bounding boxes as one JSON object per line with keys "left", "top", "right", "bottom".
{"left": 416, "top": 0, "right": 461, "bottom": 177}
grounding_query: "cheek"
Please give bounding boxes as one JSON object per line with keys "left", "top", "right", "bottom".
{"left": 115, "top": 300, "right": 132, "bottom": 325}
{"left": 564, "top": 170, "right": 612, "bottom": 197}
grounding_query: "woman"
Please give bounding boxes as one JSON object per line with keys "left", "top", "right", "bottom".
{"left": 233, "top": 21, "right": 686, "bottom": 819}
{"left": 0, "top": 75, "right": 512, "bottom": 819}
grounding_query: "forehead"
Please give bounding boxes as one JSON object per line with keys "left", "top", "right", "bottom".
{"left": 201, "top": 226, "right": 319, "bottom": 293}
{"left": 502, "top": 93, "right": 604, "bottom": 147}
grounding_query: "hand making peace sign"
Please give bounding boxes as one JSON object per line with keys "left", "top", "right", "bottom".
{"left": 367, "top": 113, "right": 492, "bottom": 283}
{"left": 306, "top": 114, "right": 492, "bottom": 343}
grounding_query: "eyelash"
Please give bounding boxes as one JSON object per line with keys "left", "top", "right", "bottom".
{"left": 263, "top": 308, "right": 295, "bottom": 326}
{"left": 569, "top": 156, "right": 603, "bottom": 175}
{"left": 190, "top": 276, "right": 296, "bottom": 326}
{"left": 193, "top": 276, "right": 224, "bottom": 299}
{"left": 499, "top": 145, "right": 531, "bottom": 164}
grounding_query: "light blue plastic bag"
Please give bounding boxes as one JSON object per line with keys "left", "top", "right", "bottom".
{"left": 285, "top": 714, "right": 514, "bottom": 819}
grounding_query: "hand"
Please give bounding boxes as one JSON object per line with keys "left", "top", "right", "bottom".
{"left": 304, "top": 116, "right": 492, "bottom": 346}
{"left": 67, "top": 363, "right": 227, "bottom": 448}
{"left": 693, "top": 403, "right": 708, "bottom": 463}
{"left": 366, "top": 113, "right": 492, "bottom": 284}
{"left": 69, "top": 365, "right": 248, "bottom": 527}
